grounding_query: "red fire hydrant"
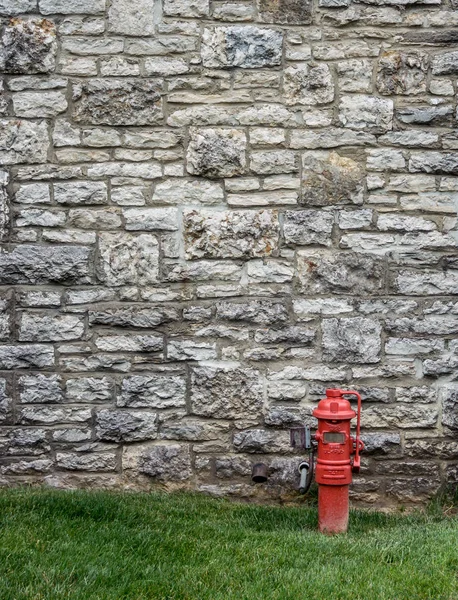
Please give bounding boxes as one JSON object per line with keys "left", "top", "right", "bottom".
{"left": 313, "top": 389, "right": 364, "bottom": 534}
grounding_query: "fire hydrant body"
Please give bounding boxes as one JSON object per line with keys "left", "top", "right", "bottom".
{"left": 313, "top": 389, "right": 364, "bottom": 534}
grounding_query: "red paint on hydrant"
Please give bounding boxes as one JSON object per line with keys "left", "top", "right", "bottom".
{"left": 313, "top": 389, "right": 364, "bottom": 534}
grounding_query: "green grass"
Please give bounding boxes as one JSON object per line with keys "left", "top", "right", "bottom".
{"left": 0, "top": 488, "right": 457, "bottom": 600}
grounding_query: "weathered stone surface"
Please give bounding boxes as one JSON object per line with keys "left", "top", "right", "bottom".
{"left": 297, "top": 249, "right": 384, "bottom": 295}
{"left": 441, "top": 385, "right": 458, "bottom": 430}
{"left": 283, "top": 210, "right": 333, "bottom": 246}
{"left": 98, "top": 233, "right": 159, "bottom": 286}
{"left": 164, "top": 0, "right": 209, "bottom": 17}
{"left": 119, "top": 375, "right": 186, "bottom": 408}
{"left": 233, "top": 429, "right": 290, "bottom": 453}
{"left": 95, "top": 334, "right": 163, "bottom": 353}
{"left": 284, "top": 63, "right": 334, "bottom": 105}
{"left": 96, "top": 409, "right": 158, "bottom": 442}
{"left": 0, "top": 379, "right": 11, "bottom": 422}
{"left": 0, "top": 18, "right": 56, "bottom": 74}
{"left": 89, "top": 306, "right": 179, "bottom": 328}
{"left": 0, "top": 119, "right": 49, "bottom": 165}
{"left": 322, "top": 318, "right": 382, "bottom": 364}
{"left": 202, "top": 27, "right": 283, "bottom": 69}
{"left": 56, "top": 452, "right": 117, "bottom": 472}
{"left": 153, "top": 179, "right": 224, "bottom": 205}
{"left": 19, "top": 314, "right": 84, "bottom": 342}
{"left": 257, "top": 0, "right": 312, "bottom": 23}
{"left": 73, "top": 80, "right": 162, "bottom": 126}
{"left": 0, "top": 246, "right": 91, "bottom": 284}
{"left": 377, "top": 51, "right": 428, "bottom": 95}
{"left": 139, "top": 444, "right": 192, "bottom": 481}
{"left": 0, "top": 345, "right": 54, "bottom": 369}
{"left": 66, "top": 377, "right": 113, "bottom": 403}
{"left": 339, "top": 95, "right": 394, "bottom": 133}
{"left": 301, "top": 151, "right": 364, "bottom": 206}
{"left": 217, "top": 300, "right": 288, "bottom": 324}
{"left": 19, "top": 374, "right": 62, "bottom": 404}
{"left": 54, "top": 182, "right": 107, "bottom": 205}
{"left": 432, "top": 51, "right": 458, "bottom": 75}
{"left": 190, "top": 364, "right": 263, "bottom": 419}
{"left": 187, "top": 128, "right": 246, "bottom": 178}
{"left": 184, "top": 209, "right": 279, "bottom": 259}
{"left": 108, "top": 0, "right": 155, "bottom": 36}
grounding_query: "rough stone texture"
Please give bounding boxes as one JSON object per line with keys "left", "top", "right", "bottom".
{"left": 322, "top": 318, "right": 382, "bottom": 364}
{"left": 202, "top": 27, "right": 283, "bottom": 69}
{"left": 187, "top": 129, "right": 246, "bottom": 178}
{"left": 0, "top": 18, "right": 56, "bottom": 74}
{"left": 0, "top": 0, "right": 455, "bottom": 509}
{"left": 284, "top": 63, "right": 334, "bottom": 106}
{"left": 190, "top": 364, "right": 263, "bottom": 419}
{"left": 73, "top": 80, "right": 162, "bottom": 126}
{"left": 184, "top": 209, "right": 279, "bottom": 259}
{"left": 302, "top": 151, "right": 364, "bottom": 206}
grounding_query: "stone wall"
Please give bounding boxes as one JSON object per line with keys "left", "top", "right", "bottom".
{"left": 0, "top": 0, "right": 457, "bottom": 507}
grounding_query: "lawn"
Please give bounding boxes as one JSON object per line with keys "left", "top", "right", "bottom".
{"left": 0, "top": 489, "right": 457, "bottom": 600}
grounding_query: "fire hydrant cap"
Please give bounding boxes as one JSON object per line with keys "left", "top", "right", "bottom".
{"left": 312, "top": 389, "right": 356, "bottom": 421}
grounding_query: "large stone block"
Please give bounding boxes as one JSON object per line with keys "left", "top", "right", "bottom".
{"left": 186, "top": 128, "right": 246, "bottom": 178}
{"left": 184, "top": 209, "right": 279, "bottom": 259}
{"left": 0, "top": 18, "right": 56, "bottom": 74}
{"left": 301, "top": 151, "right": 364, "bottom": 206}
{"left": 0, "top": 345, "right": 54, "bottom": 369}
{"left": 202, "top": 27, "right": 283, "bottom": 69}
{"left": 73, "top": 80, "right": 163, "bottom": 126}
{"left": 0, "top": 246, "right": 91, "bottom": 284}
{"left": 190, "top": 364, "right": 263, "bottom": 419}
{"left": 322, "top": 317, "right": 382, "bottom": 364}
{"left": 233, "top": 429, "right": 291, "bottom": 453}
{"left": 89, "top": 306, "right": 179, "bottom": 328}
{"left": 98, "top": 232, "right": 159, "bottom": 286}
{"left": 339, "top": 95, "right": 394, "bottom": 133}
{"left": 441, "top": 385, "right": 458, "bottom": 430}
{"left": 19, "top": 374, "right": 63, "bottom": 404}
{"left": 257, "top": 0, "right": 312, "bottom": 24}
{"left": 19, "top": 313, "right": 84, "bottom": 342}
{"left": 66, "top": 377, "right": 113, "bottom": 403}
{"left": 119, "top": 375, "right": 186, "bottom": 409}
{"left": 377, "top": 51, "right": 428, "bottom": 95}
{"left": 139, "top": 444, "right": 192, "bottom": 481}
{"left": 0, "top": 119, "right": 49, "bottom": 165}
{"left": 284, "top": 63, "right": 334, "bottom": 105}
{"left": 297, "top": 249, "right": 384, "bottom": 295}
{"left": 108, "top": 0, "right": 155, "bottom": 35}
{"left": 96, "top": 409, "right": 158, "bottom": 442}
{"left": 283, "top": 210, "right": 333, "bottom": 246}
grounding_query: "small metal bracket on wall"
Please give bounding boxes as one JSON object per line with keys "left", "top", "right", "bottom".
{"left": 290, "top": 425, "right": 311, "bottom": 450}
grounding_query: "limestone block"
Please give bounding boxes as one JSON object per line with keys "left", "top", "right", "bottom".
{"left": 56, "top": 452, "right": 117, "bottom": 472}
{"left": 301, "top": 151, "right": 364, "bottom": 205}
{"left": 139, "top": 444, "right": 192, "bottom": 481}
{"left": 89, "top": 306, "right": 178, "bottom": 328}
{"left": 202, "top": 26, "right": 283, "bottom": 69}
{"left": 257, "top": 0, "right": 312, "bottom": 23}
{"left": 0, "top": 245, "right": 91, "bottom": 284}
{"left": 54, "top": 182, "right": 107, "bottom": 205}
{"left": 322, "top": 317, "right": 382, "bottom": 363}
{"left": 377, "top": 51, "right": 428, "bottom": 95}
{"left": 186, "top": 128, "right": 246, "bottom": 178}
{"left": 0, "top": 119, "right": 49, "bottom": 165}
{"left": 339, "top": 95, "right": 394, "bottom": 133}
{"left": 123, "top": 208, "right": 179, "bottom": 231}
{"left": 336, "top": 59, "right": 372, "bottom": 93}
{"left": 108, "top": 0, "right": 155, "bottom": 35}
{"left": 0, "top": 18, "right": 56, "bottom": 74}
{"left": 432, "top": 51, "right": 458, "bottom": 75}
{"left": 153, "top": 179, "right": 224, "bottom": 205}
{"left": 233, "top": 429, "right": 291, "bottom": 453}
{"left": 19, "top": 313, "right": 84, "bottom": 342}
{"left": 164, "top": 0, "right": 209, "bottom": 16}
{"left": 73, "top": 80, "right": 163, "bottom": 126}
{"left": 98, "top": 232, "right": 159, "bottom": 286}
{"left": 284, "top": 63, "right": 334, "bottom": 105}
{"left": 119, "top": 375, "right": 186, "bottom": 409}
{"left": 184, "top": 209, "right": 279, "bottom": 259}
{"left": 190, "top": 364, "right": 263, "bottom": 419}
{"left": 96, "top": 409, "right": 158, "bottom": 442}
{"left": 283, "top": 210, "right": 333, "bottom": 246}
{"left": 95, "top": 334, "right": 163, "bottom": 353}
{"left": 66, "top": 377, "right": 113, "bottom": 403}
{"left": 39, "top": 0, "right": 105, "bottom": 13}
